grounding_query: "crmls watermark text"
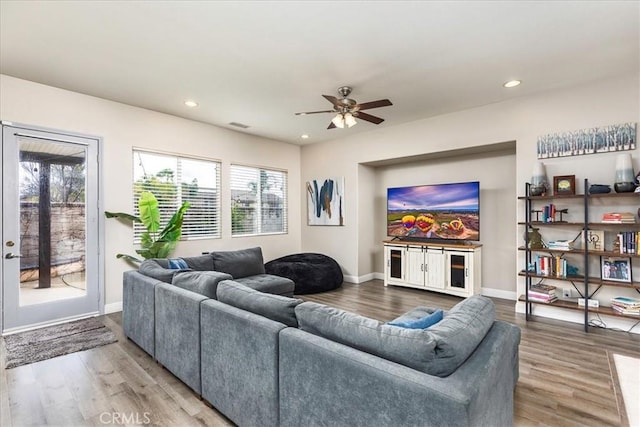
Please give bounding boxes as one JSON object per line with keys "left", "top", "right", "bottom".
{"left": 99, "top": 412, "right": 151, "bottom": 425}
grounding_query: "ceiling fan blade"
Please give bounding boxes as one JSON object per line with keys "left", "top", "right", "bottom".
{"left": 356, "top": 111, "right": 385, "bottom": 125}
{"left": 322, "top": 95, "right": 342, "bottom": 108}
{"left": 357, "top": 99, "right": 393, "bottom": 110}
{"left": 327, "top": 121, "right": 337, "bottom": 129}
{"left": 295, "top": 110, "right": 336, "bottom": 115}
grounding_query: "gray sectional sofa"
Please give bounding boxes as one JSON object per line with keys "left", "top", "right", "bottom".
{"left": 122, "top": 247, "right": 521, "bottom": 427}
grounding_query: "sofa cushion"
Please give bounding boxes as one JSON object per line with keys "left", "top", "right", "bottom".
{"left": 295, "top": 295, "right": 495, "bottom": 377}
{"left": 139, "top": 259, "right": 190, "bottom": 283}
{"left": 295, "top": 302, "right": 437, "bottom": 374}
{"left": 424, "top": 295, "right": 496, "bottom": 377}
{"left": 172, "top": 270, "right": 233, "bottom": 299}
{"left": 387, "top": 309, "right": 443, "bottom": 329}
{"left": 211, "top": 247, "right": 265, "bottom": 278}
{"left": 179, "top": 254, "right": 214, "bottom": 271}
{"left": 217, "top": 280, "right": 302, "bottom": 327}
{"left": 235, "top": 274, "right": 294, "bottom": 296}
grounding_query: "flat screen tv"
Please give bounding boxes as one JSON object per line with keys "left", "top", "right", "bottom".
{"left": 387, "top": 181, "right": 480, "bottom": 241}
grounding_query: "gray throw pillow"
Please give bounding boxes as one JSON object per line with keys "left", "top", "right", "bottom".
{"left": 216, "top": 280, "right": 302, "bottom": 327}
{"left": 172, "top": 270, "right": 233, "bottom": 299}
{"left": 211, "top": 247, "right": 265, "bottom": 279}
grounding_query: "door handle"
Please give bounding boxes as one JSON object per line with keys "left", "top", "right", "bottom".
{"left": 5, "top": 252, "right": 22, "bottom": 259}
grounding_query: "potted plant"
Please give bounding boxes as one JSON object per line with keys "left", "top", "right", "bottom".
{"left": 105, "top": 191, "right": 190, "bottom": 264}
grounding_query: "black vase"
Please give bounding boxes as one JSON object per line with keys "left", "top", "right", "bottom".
{"left": 614, "top": 182, "right": 636, "bottom": 193}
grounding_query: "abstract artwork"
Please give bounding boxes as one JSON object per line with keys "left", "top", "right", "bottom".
{"left": 537, "top": 122, "right": 636, "bottom": 159}
{"left": 306, "top": 177, "right": 344, "bottom": 226}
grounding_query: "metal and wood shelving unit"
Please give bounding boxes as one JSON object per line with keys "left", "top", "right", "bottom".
{"left": 520, "top": 179, "right": 640, "bottom": 332}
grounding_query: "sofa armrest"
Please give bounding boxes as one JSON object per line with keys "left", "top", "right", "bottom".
{"left": 171, "top": 270, "right": 232, "bottom": 299}
{"left": 123, "top": 270, "right": 161, "bottom": 356}
{"left": 279, "top": 320, "right": 520, "bottom": 427}
{"left": 155, "top": 282, "right": 208, "bottom": 394}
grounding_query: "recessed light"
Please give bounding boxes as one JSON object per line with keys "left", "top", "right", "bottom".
{"left": 184, "top": 100, "right": 199, "bottom": 108}
{"left": 301, "top": 134, "right": 310, "bottom": 139}
{"left": 503, "top": 80, "right": 521, "bottom": 88}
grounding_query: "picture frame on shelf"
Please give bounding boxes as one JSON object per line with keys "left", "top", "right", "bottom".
{"left": 553, "top": 175, "right": 576, "bottom": 195}
{"left": 601, "top": 257, "right": 632, "bottom": 283}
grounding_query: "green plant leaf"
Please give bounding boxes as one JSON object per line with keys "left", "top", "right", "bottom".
{"left": 116, "top": 253, "right": 143, "bottom": 264}
{"left": 104, "top": 211, "right": 142, "bottom": 223}
{"left": 140, "top": 232, "right": 153, "bottom": 249}
{"left": 158, "top": 201, "right": 190, "bottom": 242}
{"left": 138, "top": 191, "right": 160, "bottom": 233}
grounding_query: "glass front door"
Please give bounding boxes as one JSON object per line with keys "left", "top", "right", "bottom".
{"left": 2, "top": 124, "right": 102, "bottom": 332}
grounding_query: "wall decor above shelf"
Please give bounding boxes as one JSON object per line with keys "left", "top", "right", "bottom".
{"left": 517, "top": 296, "right": 640, "bottom": 320}
{"left": 517, "top": 271, "right": 640, "bottom": 288}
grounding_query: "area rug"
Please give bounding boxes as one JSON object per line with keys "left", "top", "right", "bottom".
{"left": 609, "top": 351, "right": 640, "bottom": 427}
{"left": 3, "top": 317, "right": 117, "bottom": 369}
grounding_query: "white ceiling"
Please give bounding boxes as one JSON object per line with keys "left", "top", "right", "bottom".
{"left": 1, "top": 1, "right": 638, "bottom": 145}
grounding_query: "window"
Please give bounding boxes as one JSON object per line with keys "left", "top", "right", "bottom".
{"left": 133, "top": 150, "right": 221, "bottom": 240}
{"left": 230, "top": 164, "right": 288, "bottom": 236}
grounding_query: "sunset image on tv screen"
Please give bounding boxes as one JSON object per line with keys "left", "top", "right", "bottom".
{"left": 387, "top": 182, "right": 480, "bottom": 240}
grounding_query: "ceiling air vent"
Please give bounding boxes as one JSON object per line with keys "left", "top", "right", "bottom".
{"left": 229, "top": 122, "right": 250, "bottom": 129}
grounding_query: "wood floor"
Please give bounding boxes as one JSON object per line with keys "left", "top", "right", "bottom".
{"left": 2, "top": 280, "right": 639, "bottom": 427}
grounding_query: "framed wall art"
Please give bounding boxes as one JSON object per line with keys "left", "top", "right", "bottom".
{"left": 601, "top": 257, "right": 632, "bottom": 283}
{"left": 306, "top": 177, "right": 344, "bottom": 226}
{"left": 553, "top": 175, "right": 576, "bottom": 196}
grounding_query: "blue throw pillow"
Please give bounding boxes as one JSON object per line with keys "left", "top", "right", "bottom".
{"left": 387, "top": 309, "right": 444, "bottom": 329}
{"left": 168, "top": 258, "right": 189, "bottom": 269}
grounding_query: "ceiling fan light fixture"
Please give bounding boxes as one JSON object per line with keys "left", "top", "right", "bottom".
{"left": 344, "top": 112, "right": 357, "bottom": 128}
{"left": 332, "top": 113, "right": 345, "bottom": 128}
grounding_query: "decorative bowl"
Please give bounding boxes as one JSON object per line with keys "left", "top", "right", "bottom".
{"left": 588, "top": 184, "right": 611, "bottom": 194}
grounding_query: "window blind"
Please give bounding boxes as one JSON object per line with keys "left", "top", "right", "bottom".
{"left": 230, "top": 164, "right": 288, "bottom": 236}
{"left": 133, "top": 150, "right": 221, "bottom": 241}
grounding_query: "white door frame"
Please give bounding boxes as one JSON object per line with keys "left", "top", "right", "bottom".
{"left": 1, "top": 121, "right": 105, "bottom": 333}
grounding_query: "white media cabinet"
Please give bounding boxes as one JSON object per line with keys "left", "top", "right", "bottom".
{"left": 383, "top": 240, "right": 482, "bottom": 298}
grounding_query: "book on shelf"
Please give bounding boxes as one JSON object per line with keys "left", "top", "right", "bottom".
{"left": 614, "top": 231, "right": 639, "bottom": 255}
{"left": 530, "top": 283, "right": 557, "bottom": 294}
{"left": 610, "top": 296, "right": 640, "bottom": 308}
{"left": 534, "top": 255, "right": 568, "bottom": 278}
{"left": 546, "top": 240, "right": 574, "bottom": 250}
{"left": 611, "top": 305, "right": 640, "bottom": 315}
{"left": 601, "top": 212, "right": 636, "bottom": 224}
{"left": 526, "top": 294, "right": 558, "bottom": 304}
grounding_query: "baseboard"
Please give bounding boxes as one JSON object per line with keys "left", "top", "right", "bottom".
{"left": 343, "top": 272, "right": 384, "bottom": 284}
{"left": 104, "top": 301, "right": 123, "bottom": 314}
{"left": 481, "top": 287, "right": 517, "bottom": 301}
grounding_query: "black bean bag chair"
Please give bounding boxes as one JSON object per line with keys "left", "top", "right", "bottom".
{"left": 264, "top": 253, "right": 343, "bottom": 295}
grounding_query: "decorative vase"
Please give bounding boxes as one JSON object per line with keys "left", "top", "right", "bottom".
{"left": 614, "top": 154, "right": 636, "bottom": 193}
{"left": 530, "top": 162, "right": 549, "bottom": 196}
{"left": 524, "top": 227, "right": 544, "bottom": 249}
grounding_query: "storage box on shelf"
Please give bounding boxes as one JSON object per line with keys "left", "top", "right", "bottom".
{"left": 519, "top": 179, "right": 640, "bottom": 332}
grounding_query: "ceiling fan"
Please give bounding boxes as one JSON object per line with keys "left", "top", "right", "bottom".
{"left": 295, "top": 86, "right": 393, "bottom": 129}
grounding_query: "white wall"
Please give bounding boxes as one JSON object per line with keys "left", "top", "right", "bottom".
{"left": 301, "top": 72, "right": 639, "bottom": 328}
{"left": 0, "top": 75, "right": 302, "bottom": 307}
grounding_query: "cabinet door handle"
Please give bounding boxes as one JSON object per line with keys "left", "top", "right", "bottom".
{"left": 465, "top": 268, "right": 468, "bottom": 277}
{"left": 421, "top": 264, "right": 423, "bottom": 271}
